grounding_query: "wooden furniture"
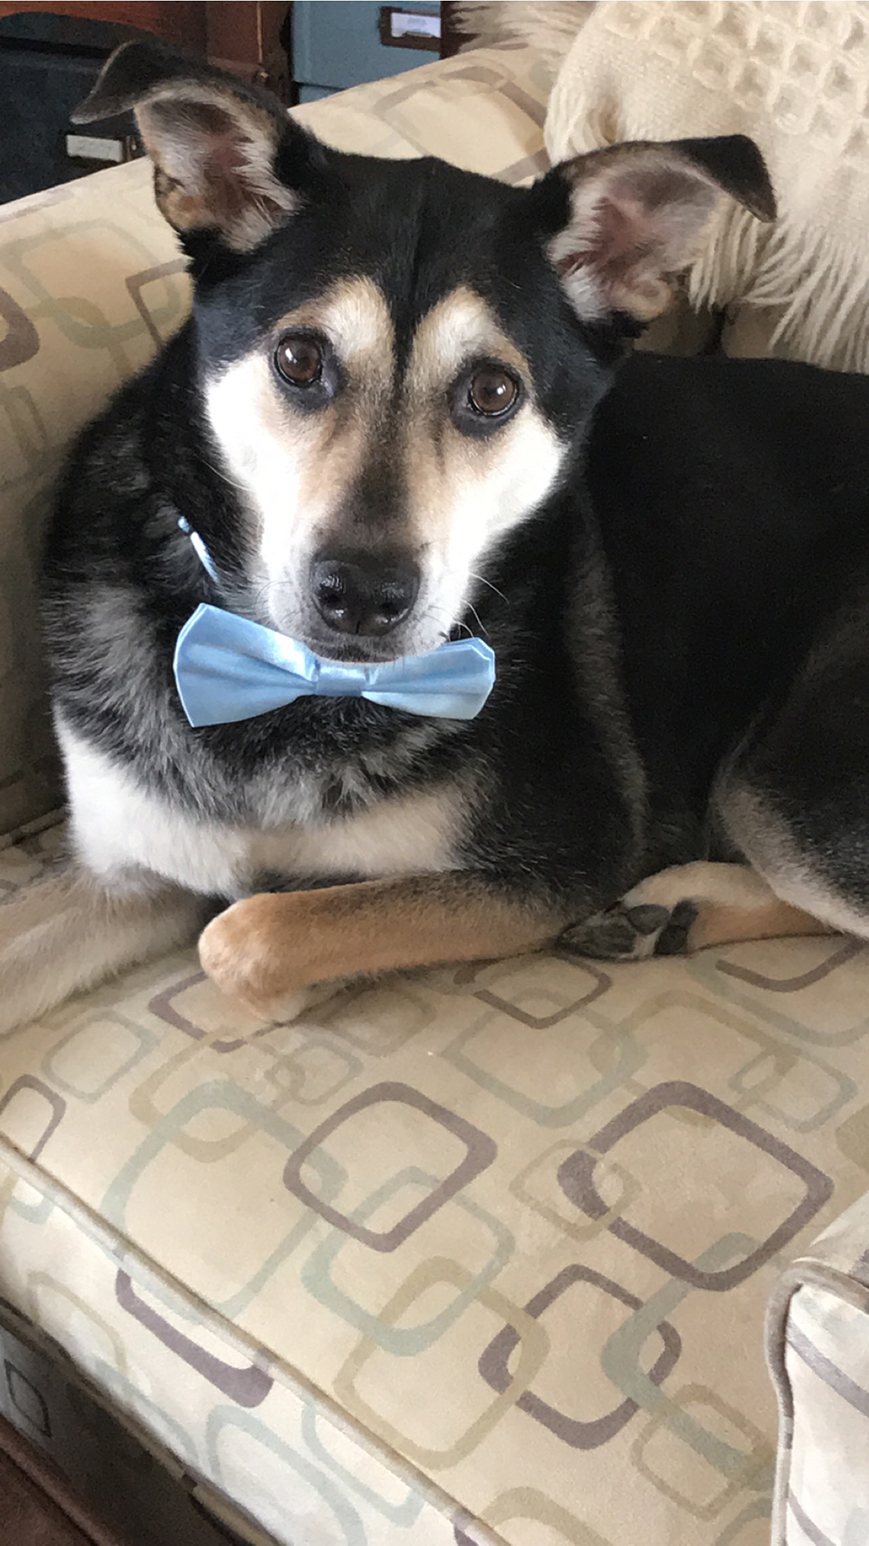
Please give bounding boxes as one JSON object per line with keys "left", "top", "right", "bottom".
{"left": 0, "top": 1, "right": 467, "bottom": 199}
{"left": 0, "top": 2, "right": 465, "bottom": 102}
{"left": 0, "top": 1413, "right": 132, "bottom": 1546}
{"left": 0, "top": 3, "right": 292, "bottom": 98}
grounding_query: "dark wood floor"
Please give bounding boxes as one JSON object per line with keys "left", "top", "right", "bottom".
{"left": 0, "top": 1414, "right": 131, "bottom": 1546}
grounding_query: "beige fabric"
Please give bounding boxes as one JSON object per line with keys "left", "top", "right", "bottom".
{"left": 546, "top": 1, "right": 869, "bottom": 373}
{"left": 291, "top": 43, "right": 551, "bottom": 181}
{"left": 767, "top": 1193, "right": 869, "bottom": 1546}
{"left": 0, "top": 47, "right": 549, "bottom": 844}
{"left": 6, "top": 824, "right": 869, "bottom": 1545}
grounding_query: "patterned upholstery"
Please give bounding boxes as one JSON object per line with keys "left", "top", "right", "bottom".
{"left": 2, "top": 39, "right": 869, "bottom": 1546}
{"left": 4, "top": 830, "right": 869, "bottom": 1545}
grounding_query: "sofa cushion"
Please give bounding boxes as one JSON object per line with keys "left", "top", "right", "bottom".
{"left": 3, "top": 823, "right": 869, "bottom": 1545}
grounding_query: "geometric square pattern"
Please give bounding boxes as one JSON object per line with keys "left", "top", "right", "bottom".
{"left": 478, "top": 1264, "right": 681, "bottom": 1449}
{"left": 333, "top": 1267, "right": 548, "bottom": 1469}
{"left": 284, "top": 1082, "right": 496, "bottom": 1251}
{"left": 558, "top": 1082, "right": 833, "bottom": 1290}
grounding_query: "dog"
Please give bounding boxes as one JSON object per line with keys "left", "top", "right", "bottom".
{"left": 4, "top": 37, "right": 869, "bottom": 1036}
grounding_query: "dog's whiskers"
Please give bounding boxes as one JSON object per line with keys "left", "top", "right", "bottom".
{"left": 463, "top": 601, "right": 488, "bottom": 640}
{"left": 419, "top": 605, "right": 473, "bottom": 643}
{"left": 469, "top": 572, "right": 509, "bottom": 605}
{"left": 198, "top": 451, "right": 241, "bottom": 492}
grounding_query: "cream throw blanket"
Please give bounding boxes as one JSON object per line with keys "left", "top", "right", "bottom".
{"left": 544, "top": 1, "right": 869, "bottom": 372}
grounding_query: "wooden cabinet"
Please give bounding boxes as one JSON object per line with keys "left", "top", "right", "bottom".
{"left": 0, "top": 3, "right": 465, "bottom": 104}
{"left": 0, "top": 3, "right": 291, "bottom": 98}
{"left": 0, "top": 4, "right": 206, "bottom": 48}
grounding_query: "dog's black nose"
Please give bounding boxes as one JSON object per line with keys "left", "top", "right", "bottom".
{"left": 310, "top": 554, "right": 420, "bottom": 637}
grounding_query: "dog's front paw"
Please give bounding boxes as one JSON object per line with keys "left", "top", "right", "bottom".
{"left": 198, "top": 895, "right": 339, "bottom": 1022}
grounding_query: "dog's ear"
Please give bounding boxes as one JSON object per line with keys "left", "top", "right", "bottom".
{"left": 73, "top": 40, "right": 326, "bottom": 253}
{"left": 546, "top": 135, "right": 776, "bottom": 324}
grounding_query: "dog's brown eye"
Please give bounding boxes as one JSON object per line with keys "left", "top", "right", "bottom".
{"left": 274, "top": 333, "right": 323, "bottom": 387}
{"left": 468, "top": 367, "right": 518, "bottom": 417}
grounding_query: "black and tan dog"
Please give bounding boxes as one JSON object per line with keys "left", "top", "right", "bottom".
{"left": 5, "top": 40, "right": 869, "bottom": 1032}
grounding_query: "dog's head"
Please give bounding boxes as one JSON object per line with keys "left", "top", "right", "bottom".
{"left": 76, "top": 43, "right": 775, "bottom": 660}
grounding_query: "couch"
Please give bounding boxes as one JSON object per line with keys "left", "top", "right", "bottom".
{"left": 1, "top": 38, "right": 868, "bottom": 1546}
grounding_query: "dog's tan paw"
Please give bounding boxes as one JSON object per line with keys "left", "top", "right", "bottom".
{"left": 234, "top": 981, "right": 339, "bottom": 1025}
{"left": 198, "top": 895, "right": 342, "bottom": 1023}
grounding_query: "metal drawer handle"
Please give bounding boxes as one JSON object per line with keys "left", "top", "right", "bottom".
{"left": 379, "top": 7, "right": 441, "bottom": 49}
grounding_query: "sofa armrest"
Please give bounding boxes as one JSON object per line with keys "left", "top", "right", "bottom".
{"left": 0, "top": 158, "right": 190, "bottom": 840}
{"left": 767, "top": 1191, "right": 869, "bottom": 1546}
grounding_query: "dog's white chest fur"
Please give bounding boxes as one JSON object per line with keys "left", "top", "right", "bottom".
{"left": 59, "top": 724, "right": 460, "bottom": 895}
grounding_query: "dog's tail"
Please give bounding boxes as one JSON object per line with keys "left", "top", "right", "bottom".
{"left": 0, "top": 868, "right": 204, "bottom": 1035}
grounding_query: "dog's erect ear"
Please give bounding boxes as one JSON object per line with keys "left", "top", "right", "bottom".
{"left": 73, "top": 40, "right": 324, "bottom": 253}
{"left": 547, "top": 135, "right": 776, "bottom": 323}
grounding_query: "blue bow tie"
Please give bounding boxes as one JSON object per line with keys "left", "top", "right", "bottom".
{"left": 173, "top": 603, "right": 496, "bottom": 726}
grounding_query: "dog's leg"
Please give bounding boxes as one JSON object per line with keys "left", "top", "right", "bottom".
{"left": 0, "top": 868, "right": 205, "bottom": 1034}
{"left": 706, "top": 579, "right": 869, "bottom": 955}
{"left": 560, "top": 860, "right": 833, "bottom": 961}
{"left": 572, "top": 581, "right": 869, "bottom": 966}
{"left": 198, "top": 874, "right": 566, "bottom": 1022}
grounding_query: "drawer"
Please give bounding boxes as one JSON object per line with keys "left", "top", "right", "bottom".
{"left": 293, "top": 1, "right": 440, "bottom": 93}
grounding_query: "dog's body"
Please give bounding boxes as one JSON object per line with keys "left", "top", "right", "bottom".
{"left": 5, "top": 42, "right": 869, "bottom": 1029}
